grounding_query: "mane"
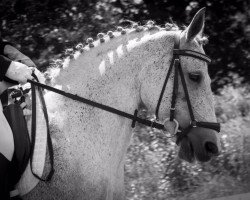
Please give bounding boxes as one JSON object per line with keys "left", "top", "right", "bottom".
{"left": 45, "top": 21, "right": 208, "bottom": 83}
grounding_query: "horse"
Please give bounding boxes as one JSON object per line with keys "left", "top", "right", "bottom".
{"left": 23, "top": 8, "right": 221, "bottom": 200}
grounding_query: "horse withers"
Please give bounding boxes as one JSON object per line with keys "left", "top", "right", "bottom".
{"left": 24, "top": 8, "right": 221, "bottom": 200}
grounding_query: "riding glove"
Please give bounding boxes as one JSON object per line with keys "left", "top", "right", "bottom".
{"left": 5, "top": 61, "right": 33, "bottom": 84}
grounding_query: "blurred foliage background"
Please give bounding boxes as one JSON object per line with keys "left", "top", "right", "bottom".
{"left": 1, "top": 0, "right": 250, "bottom": 199}
{"left": 0, "top": 0, "right": 249, "bottom": 90}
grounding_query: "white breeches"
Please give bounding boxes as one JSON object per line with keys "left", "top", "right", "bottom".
{"left": 0, "top": 100, "right": 14, "bottom": 161}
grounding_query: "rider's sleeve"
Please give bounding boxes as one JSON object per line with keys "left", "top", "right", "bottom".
{"left": 0, "top": 40, "right": 19, "bottom": 84}
{"left": 0, "top": 55, "right": 11, "bottom": 81}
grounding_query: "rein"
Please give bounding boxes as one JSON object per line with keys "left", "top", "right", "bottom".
{"left": 27, "top": 79, "right": 165, "bottom": 130}
{"left": 29, "top": 75, "right": 54, "bottom": 182}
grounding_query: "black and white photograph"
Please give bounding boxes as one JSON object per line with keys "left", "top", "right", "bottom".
{"left": 0, "top": 0, "right": 249, "bottom": 199}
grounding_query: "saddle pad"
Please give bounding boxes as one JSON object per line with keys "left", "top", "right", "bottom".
{"left": 16, "top": 88, "right": 47, "bottom": 196}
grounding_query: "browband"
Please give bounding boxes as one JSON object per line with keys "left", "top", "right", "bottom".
{"left": 173, "top": 49, "right": 211, "bottom": 63}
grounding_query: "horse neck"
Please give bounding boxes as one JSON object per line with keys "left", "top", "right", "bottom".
{"left": 42, "top": 29, "right": 176, "bottom": 195}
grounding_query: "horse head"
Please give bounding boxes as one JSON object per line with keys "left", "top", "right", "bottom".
{"left": 139, "top": 8, "right": 221, "bottom": 162}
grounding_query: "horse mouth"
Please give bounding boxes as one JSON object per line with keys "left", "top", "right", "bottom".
{"left": 178, "top": 137, "right": 195, "bottom": 163}
{"left": 178, "top": 137, "right": 212, "bottom": 163}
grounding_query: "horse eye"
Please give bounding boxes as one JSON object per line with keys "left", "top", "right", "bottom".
{"left": 188, "top": 72, "right": 201, "bottom": 83}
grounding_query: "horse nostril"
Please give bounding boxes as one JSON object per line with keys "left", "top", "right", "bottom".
{"left": 205, "top": 142, "right": 219, "bottom": 155}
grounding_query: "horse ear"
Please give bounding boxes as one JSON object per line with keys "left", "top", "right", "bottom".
{"left": 186, "top": 7, "right": 206, "bottom": 42}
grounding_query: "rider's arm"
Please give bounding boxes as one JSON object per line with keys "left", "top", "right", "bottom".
{"left": 0, "top": 40, "right": 44, "bottom": 85}
{"left": 0, "top": 55, "right": 33, "bottom": 84}
{"left": 0, "top": 55, "right": 11, "bottom": 81}
{"left": 3, "top": 44, "right": 36, "bottom": 67}
{"left": 0, "top": 40, "right": 35, "bottom": 84}
{"left": 0, "top": 40, "right": 12, "bottom": 55}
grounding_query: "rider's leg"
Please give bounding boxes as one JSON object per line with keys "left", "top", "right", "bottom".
{"left": 0, "top": 101, "right": 14, "bottom": 200}
{"left": 0, "top": 101, "right": 14, "bottom": 161}
{"left": 0, "top": 153, "right": 11, "bottom": 200}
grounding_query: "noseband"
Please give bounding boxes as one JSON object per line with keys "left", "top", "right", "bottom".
{"left": 155, "top": 33, "right": 220, "bottom": 145}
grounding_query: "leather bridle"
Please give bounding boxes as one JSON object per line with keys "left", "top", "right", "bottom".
{"left": 155, "top": 33, "right": 220, "bottom": 145}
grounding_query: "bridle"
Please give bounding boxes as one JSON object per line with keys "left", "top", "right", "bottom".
{"left": 155, "top": 32, "right": 220, "bottom": 145}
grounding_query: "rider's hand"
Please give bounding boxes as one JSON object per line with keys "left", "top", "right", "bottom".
{"left": 4, "top": 44, "right": 45, "bottom": 83}
{"left": 5, "top": 61, "right": 33, "bottom": 84}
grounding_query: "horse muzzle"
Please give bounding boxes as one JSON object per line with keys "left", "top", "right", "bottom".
{"left": 162, "top": 118, "right": 221, "bottom": 162}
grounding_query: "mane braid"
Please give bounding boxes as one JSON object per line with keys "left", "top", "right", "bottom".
{"left": 197, "top": 36, "right": 209, "bottom": 45}
{"left": 47, "top": 21, "right": 182, "bottom": 81}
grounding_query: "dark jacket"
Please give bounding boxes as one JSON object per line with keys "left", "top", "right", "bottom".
{"left": 0, "top": 40, "right": 19, "bottom": 84}
{"left": 0, "top": 40, "right": 12, "bottom": 81}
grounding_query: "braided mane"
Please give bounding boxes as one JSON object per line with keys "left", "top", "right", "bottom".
{"left": 46, "top": 21, "right": 208, "bottom": 82}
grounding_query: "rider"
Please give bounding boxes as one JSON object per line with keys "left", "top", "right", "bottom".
{"left": 0, "top": 39, "right": 35, "bottom": 199}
